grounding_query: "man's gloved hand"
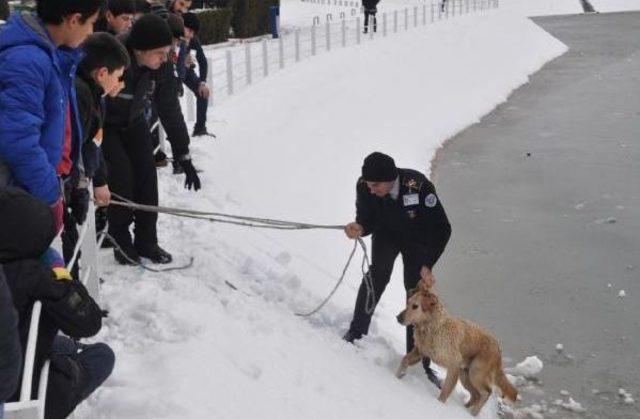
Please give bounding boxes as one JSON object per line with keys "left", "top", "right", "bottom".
{"left": 179, "top": 158, "right": 201, "bottom": 191}
{"left": 51, "top": 197, "right": 64, "bottom": 234}
{"left": 69, "top": 187, "right": 90, "bottom": 225}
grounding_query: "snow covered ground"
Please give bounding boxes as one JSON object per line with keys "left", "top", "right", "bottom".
{"left": 73, "top": 3, "right": 583, "bottom": 419}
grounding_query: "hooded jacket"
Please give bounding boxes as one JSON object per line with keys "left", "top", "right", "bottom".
{"left": 0, "top": 12, "right": 84, "bottom": 205}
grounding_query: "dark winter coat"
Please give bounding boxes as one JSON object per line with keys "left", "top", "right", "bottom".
{"left": 362, "top": 0, "right": 380, "bottom": 12}
{"left": 0, "top": 12, "right": 84, "bottom": 205}
{"left": 0, "top": 187, "right": 56, "bottom": 264}
{"left": 4, "top": 259, "right": 104, "bottom": 400}
{"left": 0, "top": 186, "right": 104, "bottom": 400}
{"left": 105, "top": 36, "right": 191, "bottom": 159}
{"left": 75, "top": 68, "right": 108, "bottom": 187}
{"left": 355, "top": 168, "right": 451, "bottom": 269}
{"left": 0, "top": 265, "right": 21, "bottom": 403}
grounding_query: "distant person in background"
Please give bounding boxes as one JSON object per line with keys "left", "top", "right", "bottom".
{"left": 0, "top": 0, "right": 10, "bottom": 22}
{"left": 96, "top": 0, "right": 136, "bottom": 35}
{"left": 362, "top": 0, "right": 379, "bottom": 34}
{"left": 167, "top": 0, "right": 193, "bottom": 15}
{"left": 182, "top": 12, "right": 213, "bottom": 137}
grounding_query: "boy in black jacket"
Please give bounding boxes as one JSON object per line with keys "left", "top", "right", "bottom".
{"left": 0, "top": 187, "right": 113, "bottom": 419}
{"left": 182, "top": 12, "right": 213, "bottom": 137}
{"left": 103, "top": 14, "right": 201, "bottom": 265}
{"left": 62, "top": 33, "right": 130, "bottom": 272}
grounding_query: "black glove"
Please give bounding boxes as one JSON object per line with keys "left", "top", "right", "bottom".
{"left": 179, "top": 158, "right": 201, "bottom": 191}
{"left": 69, "top": 187, "right": 90, "bottom": 225}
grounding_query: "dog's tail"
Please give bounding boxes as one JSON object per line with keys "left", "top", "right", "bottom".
{"left": 495, "top": 369, "right": 518, "bottom": 403}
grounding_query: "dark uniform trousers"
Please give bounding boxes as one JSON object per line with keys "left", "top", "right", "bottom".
{"left": 102, "top": 118, "right": 159, "bottom": 251}
{"left": 184, "top": 70, "right": 208, "bottom": 131}
{"left": 349, "top": 228, "right": 450, "bottom": 354}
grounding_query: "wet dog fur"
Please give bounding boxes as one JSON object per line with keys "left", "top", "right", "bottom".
{"left": 395, "top": 283, "right": 518, "bottom": 416}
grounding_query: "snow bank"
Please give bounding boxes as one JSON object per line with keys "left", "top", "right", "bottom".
{"left": 76, "top": 8, "right": 567, "bottom": 419}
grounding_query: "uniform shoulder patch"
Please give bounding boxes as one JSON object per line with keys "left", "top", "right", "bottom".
{"left": 425, "top": 193, "right": 438, "bottom": 208}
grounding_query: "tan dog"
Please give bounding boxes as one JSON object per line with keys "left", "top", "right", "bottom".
{"left": 395, "top": 283, "right": 517, "bottom": 416}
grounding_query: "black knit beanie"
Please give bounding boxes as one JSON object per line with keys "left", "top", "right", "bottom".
{"left": 361, "top": 152, "right": 398, "bottom": 182}
{"left": 167, "top": 13, "right": 184, "bottom": 39}
{"left": 182, "top": 12, "right": 200, "bottom": 33}
{"left": 129, "top": 14, "right": 173, "bottom": 51}
{"left": 0, "top": 187, "right": 56, "bottom": 263}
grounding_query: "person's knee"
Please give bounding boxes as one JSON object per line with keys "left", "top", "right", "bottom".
{"left": 90, "top": 343, "right": 115, "bottom": 377}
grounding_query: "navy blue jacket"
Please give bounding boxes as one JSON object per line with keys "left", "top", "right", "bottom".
{"left": 0, "top": 266, "right": 21, "bottom": 403}
{"left": 0, "top": 12, "right": 84, "bottom": 205}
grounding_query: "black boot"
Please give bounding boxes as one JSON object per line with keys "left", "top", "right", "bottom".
{"left": 423, "top": 358, "right": 442, "bottom": 389}
{"left": 342, "top": 329, "right": 364, "bottom": 344}
{"left": 136, "top": 244, "right": 173, "bottom": 264}
{"left": 192, "top": 125, "right": 216, "bottom": 138}
{"left": 114, "top": 245, "right": 141, "bottom": 266}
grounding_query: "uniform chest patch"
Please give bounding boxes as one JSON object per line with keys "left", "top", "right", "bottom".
{"left": 425, "top": 193, "right": 438, "bottom": 208}
{"left": 403, "top": 193, "right": 419, "bottom": 206}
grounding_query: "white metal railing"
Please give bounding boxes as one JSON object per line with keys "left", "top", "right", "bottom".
{"left": 187, "top": 0, "right": 499, "bottom": 114}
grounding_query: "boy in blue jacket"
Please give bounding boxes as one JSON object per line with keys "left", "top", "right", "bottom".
{"left": 0, "top": 0, "right": 102, "bottom": 233}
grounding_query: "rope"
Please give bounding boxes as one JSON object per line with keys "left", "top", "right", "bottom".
{"left": 105, "top": 194, "right": 376, "bottom": 316}
{"left": 109, "top": 193, "right": 345, "bottom": 231}
{"left": 98, "top": 230, "right": 195, "bottom": 273}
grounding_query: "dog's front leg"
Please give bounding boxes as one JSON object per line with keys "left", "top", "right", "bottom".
{"left": 437, "top": 369, "right": 460, "bottom": 404}
{"left": 396, "top": 347, "right": 422, "bottom": 379}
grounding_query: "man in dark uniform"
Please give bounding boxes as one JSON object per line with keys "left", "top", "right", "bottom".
{"left": 343, "top": 152, "right": 451, "bottom": 387}
{"left": 103, "top": 14, "right": 201, "bottom": 265}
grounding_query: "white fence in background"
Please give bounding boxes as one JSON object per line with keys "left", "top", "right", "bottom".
{"left": 179, "top": 0, "right": 500, "bottom": 116}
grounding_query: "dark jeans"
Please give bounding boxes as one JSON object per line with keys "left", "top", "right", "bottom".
{"left": 364, "top": 10, "right": 377, "bottom": 32}
{"left": 348, "top": 231, "right": 447, "bottom": 365}
{"left": 45, "top": 336, "right": 114, "bottom": 419}
{"left": 184, "top": 74, "right": 208, "bottom": 130}
{"left": 102, "top": 120, "right": 159, "bottom": 252}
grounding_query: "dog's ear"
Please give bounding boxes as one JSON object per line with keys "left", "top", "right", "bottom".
{"left": 420, "top": 292, "right": 438, "bottom": 312}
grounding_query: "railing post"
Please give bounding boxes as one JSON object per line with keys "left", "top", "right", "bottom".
{"left": 311, "top": 24, "right": 317, "bottom": 55}
{"left": 278, "top": 35, "right": 284, "bottom": 69}
{"left": 431, "top": 2, "right": 435, "bottom": 22}
{"left": 295, "top": 29, "right": 300, "bottom": 62}
{"left": 225, "top": 49, "right": 233, "bottom": 95}
{"left": 207, "top": 61, "right": 214, "bottom": 106}
{"left": 414, "top": 6, "right": 418, "bottom": 27}
{"left": 423, "top": 4, "right": 427, "bottom": 25}
{"left": 404, "top": 8, "right": 408, "bottom": 30}
{"left": 383, "top": 12, "right": 387, "bottom": 36}
{"left": 466, "top": 0, "right": 470, "bottom": 14}
{"left": 356, "top": 17, "right": 361, "bottom": 43}
{"left": 186, "top": 90, "right": 195, "bottom": 121}
{"left": 393, "top": 10, "right": 398, "bottom": 33}
{"left": 452, "top": 0, "right": 456, "bottom": 16}
{"left": 341, "top": 18, "right": 346, "bottom": 46}
{"left": 326, "top": 21, "right": 331, "bottom": 50}
{"left": 245, "top": 43, "right": 252, "bottom": 84}
{"left": 262, "top": 38, "right": 268, "bottom": 77}
{"left": 80, "top": 198, "right": 99, "bottom": 300}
